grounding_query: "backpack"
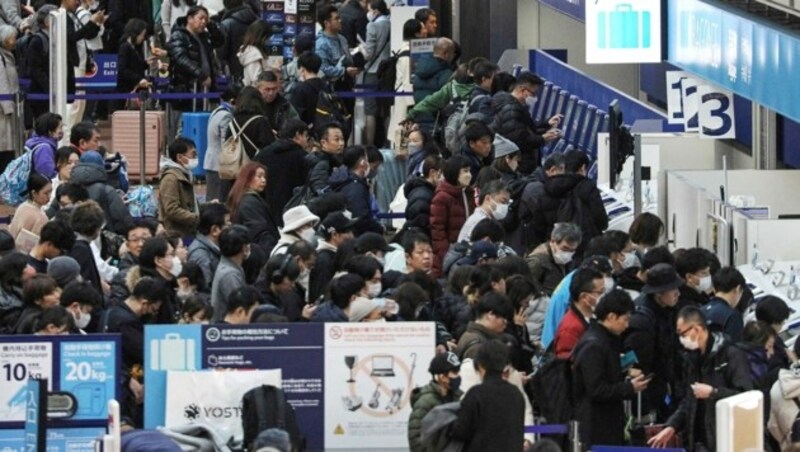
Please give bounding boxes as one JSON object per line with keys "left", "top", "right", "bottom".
{"left": 219, "top": 116, "right": 262, "bottom": 180}
{"left": 376, "top": 49, "right": 410, "bottom": 115}
{"left": 442, "top": 84, "right": 487, "bottom": 154}
{"left": 241, "top": 385, "right": 304, "bottom": 452}
{"left": 16, "top": 31, "right": 48, "bottom": 78}
{"left": 529, "top": 348, "right": 574, "bottom": 424}
{"left": 0, "top": 144, "right": 44, "bottom": 206}
{"left": 314, "top": 84, "right": 351, "bottom": 138}
{"left": 126, "top": 185, "right": 158, "bottom": 218}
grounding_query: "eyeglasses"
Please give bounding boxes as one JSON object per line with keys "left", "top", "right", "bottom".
{"left": 677, "top": 325, "right": 695, "bottom": 338}
{"left": 128, "top": 236, "right": 150, "bottom": 243}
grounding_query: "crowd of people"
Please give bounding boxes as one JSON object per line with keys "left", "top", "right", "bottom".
{"left": 0, "top": 1, "right": 798, "bottom": 452}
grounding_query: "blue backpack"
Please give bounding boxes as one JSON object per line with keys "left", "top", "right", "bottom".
{"left": 126, "top": 185, "right": 158, "bottom": 218}
{"left": 0, "top": 145, "right": 44, "bottom": 206}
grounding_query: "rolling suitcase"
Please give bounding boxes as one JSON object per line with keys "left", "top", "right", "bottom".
{"left": 111, "top": 110, "right": 166, "bottom": 183}
{"left": 181, "top": 112, "right": 211, "bottom": 178}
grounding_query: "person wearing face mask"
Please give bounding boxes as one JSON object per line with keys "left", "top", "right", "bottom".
{"left": 355, "top": 232, "right": 393, "bottom": 270}
{"left": 463, "top": 61, "right": 497, "bottom": 122}
{"left": 675, "top": 247, "right": 713, "bottom": 308}
{"left": 490, "top": 72, "right": 561, "bottom": 175}
{"left": 701, "top": 267, "right": 746, "bottom": 343}
{"left": 490, "top": 135, "right": 522, "bottom": 185}
{"left": 430, "top": 156, "right": 474, "bottom": 277}
{"left": 158, "top": 137, "right": 200, "bottom": 238}
{"left": 405, "top": 129, "right": 443, "bottom": 178}
{"left": 309, "top": 212, "right": 357, "bottom": 305}
{"left": 328, "top": 146, "right": 384, "bottom": 236}
{"left": 265, "top": 240, "right": 317, "bottom": 312}
{"left": 457, "top": 179, "right": 510, "bottom": 243}
{"left": 344, "top": 254, "right": 384, "bottom": 298}
{"left": 271, "top": 206, "right": 320, "bottom": 257}
{"left": 552, "top": 267, "right": 605, "bottom": 359}
{"left": 648, "top": 306, "right": 753, "bottom": 450}
{"left": 13, "top": 274, "right": 63, "bottom": 335}
{"left": 60, "top": 280, "right": 102, "bottom": 334}
{"left": 210, "top": 225, "right": 250, "bottom": 322}
{"left": 403, "top": 155, "right": 442, "bottom": 234}
{"left": 527, "top": 222, "right": 581, "bottom": 297}
{"left": 407, "top": 352, "right": 464, "bottom": 452}
{"left": 623, "top": 263, "right": 685, "bottom": 422}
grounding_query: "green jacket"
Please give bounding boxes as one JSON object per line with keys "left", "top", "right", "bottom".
{"left": 406, "top": 79, "right": 475, "bottom": 122}
{"left": 407, "top": 381, "right": 463, "bottom": 452}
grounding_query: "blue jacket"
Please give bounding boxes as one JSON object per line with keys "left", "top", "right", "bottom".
{"left": 413, "top": 55, "right": 453, "bottom": 104}
{"left": 328, "top": 167, "right": 383, "bottom": 235}
{"left": 702, "top": 297, "right": 744, "bottom": 342}
{"left": 26, "top": 134, "right": 58, "bottom": 179}
{"left": 309, "top": 301, "right": 348, "bottom": 322}
{"left": 540, "top": 270, "right": 576, "bottom": 350}
{"left": 315, "top": 32, "right": 352, "bottom": 81}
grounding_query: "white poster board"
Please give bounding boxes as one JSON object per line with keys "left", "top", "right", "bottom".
{"left": 390, "top": 6, "right": 422, "bottom": 52}
{"left": 324, "top": 323, "right": 436, "bottom": 449}
{"left": 697, "top": 85, "right": 736, "bottom": 139}
{"left": 165, "top": 369, "right": 282, "bottom": 442}
{"left": 0, "top": 343, "right": 53, "bottom": 421}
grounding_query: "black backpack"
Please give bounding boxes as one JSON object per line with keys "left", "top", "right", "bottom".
{"left": 314, "top": 83, "right": 352, "bottom": 139}
{"left": 16, "top": 31, "right": 48, "bottom": 78}
{"left": 376, "top": 49, "right": 410, "bottom": 115}
{"left": 241, "top": 385, "right": 304, "bottom": 452}
{"left": 529, "top": 348, "right": 574, "bottom": 424}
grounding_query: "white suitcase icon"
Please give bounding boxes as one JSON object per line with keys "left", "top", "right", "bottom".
{"left": 150, "top": 333, "right": 196, "bottom": 371}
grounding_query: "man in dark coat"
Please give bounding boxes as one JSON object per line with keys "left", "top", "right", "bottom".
{"left": 306, "top": 123, "right": 345, "bottom": 195}
{"left": 535, "top": 149, "right": 608, "bottom": 253}
{"left": 217, "top": 0, "right": 258, "bottom": 81}
{"left": 648, "top": 306, "right": 754, "bottom": 450}
{"left": 255, "top": 119, "right": 310, "bottom": 223}
{"left": 573, "top": 290, "right": 650, "bottom": 447}
{"left": 339, "top": 0, "right": 367, "bottom": 49}
{"left": 702, "top": 267, "right": 746, "bottom": 342}
{"left": 167, "top": 7, "right": 224, "bottom": 110}
{"left": 404, "top": 155, "right": 441, "bottom": 232}
{"left": 491, "top": 72, "right": 561, "bottom": 174}
{"left": 328, "top": 146, "right": 383, "bottom": 235}
{"left": 62, "top": 0, "right": 105, "bottom": 94}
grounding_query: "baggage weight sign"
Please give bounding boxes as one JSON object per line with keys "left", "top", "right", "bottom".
{"left": 0, "top": 342, "right": 52, "bottom": 422}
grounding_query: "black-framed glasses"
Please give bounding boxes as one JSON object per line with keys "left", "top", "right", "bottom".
{"left": 677, "top": 325, "right": 695, "bottom": 338}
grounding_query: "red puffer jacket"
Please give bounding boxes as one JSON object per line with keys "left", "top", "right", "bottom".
{"left": 430, "top": 180, "right": 472, "bottom": 276}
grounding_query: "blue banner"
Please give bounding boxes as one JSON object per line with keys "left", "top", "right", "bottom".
{"left": 0, "top": 427, "right": 105, "bottom": 451}
{"left": 59, "top": 341, "right": 117, "bottom": 421}
{"left": 667, "top": 0, "right": 800, "bottom": 123}
{"left": 539, "top": 0, "right": 585, "bottom": 22}
{"left": 76, "top": 53, "right": 118, "bottom": 89}
{"left": 24, "top": 379, "right": 45, "bottom": 451}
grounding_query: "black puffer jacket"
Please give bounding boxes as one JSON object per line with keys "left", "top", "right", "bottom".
{"left": 535, "top": 173, "right": 608, "bottom": 251}
{"left": 255, "top": 139, "right": 308, "bottom": 221}
{"left": 305, "top": 151, "right": 341, "bottom": 196}
{"left": 328, "top": 167, "right": 382, "bottom": 235}
{"left": 167, "top": 18, "right": 224, "bottom": 94}
{"left": 490, "top": 92, "right": 547, "bottom": 174}
{"left": 70, "top": 163, "right": 133, "bottom": 235}
{"left": 233, "top": 192, "right": 280, "bottom": 255}
{"left": 218, "top": 5, "right": 258, "bottom": 80}
{"left": 404, "top": 176, "right": 435, "bottom": 231}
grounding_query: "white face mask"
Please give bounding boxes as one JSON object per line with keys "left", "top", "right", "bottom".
{"left": 696, "top": 275, "right": 712, "bottom": 293}
{"left": 298, "top": 268, "right": 310, "bottom": 291}
{"left": 367, "top": 282, "right": 382, "bottom": 298}
{"left": 622, "top": 252, "right": 639, "bottom": 269}
{"left": 299, "top": 227, "right": 316, "bottom": 243}
{"left": 407, "top": 143, "right": 422, "bottom": 155}
{"left": 525, "top": 95, "right": 537, "bottom": 110}
{"left": 492, "top": 201, "right": 509, "bottom": 220}
{"left": 603, "top": 276, "right": 615, "bottom": 294}
{"left": 552, "top": 249, "right": 574, "bottom": 265}
{"left": 679, "top": 335, "right": 700, "bottom": 351}
{"left": 75, "top": 310, "right": 91, "bottom": 329}
{"left": 169, "top": 256, "right": 183, "bottom": 278}
{"left": 184, "top": 158, "right": 199, "bottom": 171}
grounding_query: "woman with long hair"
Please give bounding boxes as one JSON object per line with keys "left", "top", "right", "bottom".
{"left": 9, "top": 173, "right": 51, "bottom": 247}
{"left": 48, "top": 146, "right": 80, "bottom": 205}
{"left": 0, "top": 252, "right": 36, "bottom": 332}
{"left": 227, "top": 162, "right": 280, "bottom": 255}
{"left": 116, "top": 18, "right": 166, "bottom": 110}
{"left": 231, "top": 85, "right": 275, "bottom": 158}
{"left": 237, "top": 20, "right": 281, "bottom": 86}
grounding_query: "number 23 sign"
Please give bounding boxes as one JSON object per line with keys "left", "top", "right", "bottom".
{"left": 667, "top": 71, "right": 736, "bottom": 139}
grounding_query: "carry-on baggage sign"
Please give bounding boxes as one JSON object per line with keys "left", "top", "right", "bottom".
{"left": 149, "top": 333, "right": 196, "bottom": 371}
{"left": 586, "top": 0, "right": 662, "bottom": 63}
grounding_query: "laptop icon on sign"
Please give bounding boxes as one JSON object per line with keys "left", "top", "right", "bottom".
{"left": 370, "top": 355, "right": 395, "bottom": 377}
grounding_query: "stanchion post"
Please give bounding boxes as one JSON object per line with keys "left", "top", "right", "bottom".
{"left": 569, "top": 420, "right": 582, "bottom": 452}
{"left": 14, "top": 91, "right": 24, "bottom": 155}
{"left": 138, "top": 90, "right": 147, "bottom": 184}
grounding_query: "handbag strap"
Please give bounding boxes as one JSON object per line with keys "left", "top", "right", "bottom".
{"left": 230, "top": 115, "right": 264, "bottom": 140}
{"left": 365, "top": 29, "right": 391, "bottom": 73}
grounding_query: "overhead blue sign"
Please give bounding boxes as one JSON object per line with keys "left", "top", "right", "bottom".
{"left": 668, "top": 0, "right": 800, "bottom": 123}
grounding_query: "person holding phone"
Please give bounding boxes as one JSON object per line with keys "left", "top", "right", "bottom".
{"left": 572, "top": 289, "right": 650, "bottom": 448}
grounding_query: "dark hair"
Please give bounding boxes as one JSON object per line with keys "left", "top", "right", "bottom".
{"left": 464, "top": 121, "right": 494, "bottom": 144}
{"left": 344, "top": 255, "right": 382, "bottom": 281}
{"left": 265, "top": 253, "right": 301, "bottom": 283}
{"left": 219, "top": 225, "right": 250, "bottom": 257}
{"left": 342, "top": 145, "right": 368, "bottom": 170}
{"left": 235, "top": 86, "right": 268, "bottom": 115}
{"left": 316, "top": 122, "right": 343, "bottom": 142}
{"left": 317, "top": 4, "right": 338, "bottom": 27}
{"left": 464, "top": 264, "right": 503, "bottom": 302}
{"left": 178, "top": 261, "right": 206, "bottom": 289}
{"left": 124, "top": 218, "right": 156, "bottom": 240}
{"left": 402, "top": 18, "right": 423, "bottom": 40}
{"left": 564, "top": 149, "right": 590, "bottom": 173}
{"left": 582, "top": 235, "right": 617, "bottom": 259}
{"left": 181, "top": 295, "right": 213, "bottom": 321}
{"left": 121, "top": 17, "right": 148, "bottom": 44}
{"left": 227, "top": 162, "right": 269, "bottom": 218}
{"left": 543, "top": 152, "right": 566, "bottom": 171}
{"left": 675, "top": 248, "right": 711, "bottom": 278}
{"left": 60, "top": 280, "right": 103, "bottom": 310}
{"left": 39, "top": 220, "right": 75, "bottom": 253}
{"left": 226, "top": 286, "right": 260, "bottom": 315}
{"left": 279, "top": 118, "right": 309, "bottom": 141}
{"left": 287, "top": 240, "right": 316, "bottom": 261}
{"left": 491, "top": 72, "right": 516, "bottom": 94}
{"left": 603, "top": 230, "right": 630, "bottom": 254}
{"left": 448, "top": 265, "right": 474, "bottom": 295}
{"left": 677, "top": 305, "right": 708, "bottom": 330}
{"left": 595, "top": 289, "right": 634, "bottom": 321}
{"left": 221, "top": 83, "right": 243, "bottom": 103}
{"left": 257, "top": 70, "right": 279, "bottom": 83}
{"left": 712, "top": 267, "right": 745, "bottom": 293}
{"left": 185, "top": 5, "right": 209, "bottom": 18}
{"left": 512, "top": 71, "right": 543, "bottom": 91}
{"left": 0, "top": 252, "right": 28, "bottom": 293}
{"left": 421, "top": 154, "right": 442, "bottom": 179}
{"left": 197, "top": 203, "right": 229, "bottom": 235}
{"left": 442, "top": 155, "right": 471, "bottom": 186}
{"left": 369, "top": 0, "right": 389, "bottom": 15}
{"left": 505, "top": 275, "right": 539, "bottom": 310}
{"left": 569, "top": 267, "right": 603, "bottom": 302}
{"left": 394, "top": 282, "right": 428, "bottom": 320}
{"left": 755, "top": 295, "right": 791, "bottom": 325}
{"left": 472, "top": 61, "right": 498, "bottom": 85}
{"left": 69, "top": 121, "right": 99, "bottom": 147}
{"left": 478, "top": 179, "right": 508, "bottom": 204}
{"left": 743, "top": 320, "right": 775, "bottom": 347}
{"left": 55, "top": 183, "right": 89, "bottom": 205}
{"left": 172, "top": 0, "right": 196, "bottom": 7}
{"left": 641, "top": 246, "right": 674, "bottom": 270}
{"left": 23, "top": 274, "right": 59, "bottom": 307}
{"left": 366, "top": 146, "right": 383, "bottom": 164}
{"left": 330, "top": 274, "right": 365, "bottom": 310}
{"left": 33, "top": 305, "right": 72, "bottom": 333}
{"left": 414, "top": 7, "right": 436, "bottom": 23}
{"left": 34, "top": 113, "right": 62, "bottom": 137}
{"left": 55, "top": 146, "right": 79, "bottom": 170}
{"left": 0, "top": 230, "right": 13, "bottom": 256}
{"left": 296, "top": 50, "right": 322, "bottom": 73}
{"left": 241, "top": 20, "right": 272, "bottom": 55}
{"left": 168, "top": 137, "right": 196, "bottom": 162}
{"left": 402, "top": 231, "right": 431, "bottom": 255}
{"left": 138, "top": 237, "right": 170, "bottom": 270}
{"left": 27, "top": 172, "right": 50, "bottom": 199}
{"left": 629, "top": 213, "right": 664, "bottom": 247}
{"left": 308, "top": 192, "right": 347, "bottom": 220}
{"left": 496, "top": 256, "right": 534, "bottom": 281}
{"left": 470, "top": 219, "right": 505, "bottom": 243}
{"left": 474, "top": 339, "right": 510, "bottom": 375}
{"left": 401, "top": 270, "right": 440, "bottom": 302}
{"left": 293, "top": 32, "right": 315, "bottom": 53}
{"left": 69, "top": 200, "right": 104, "bottom": 237}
